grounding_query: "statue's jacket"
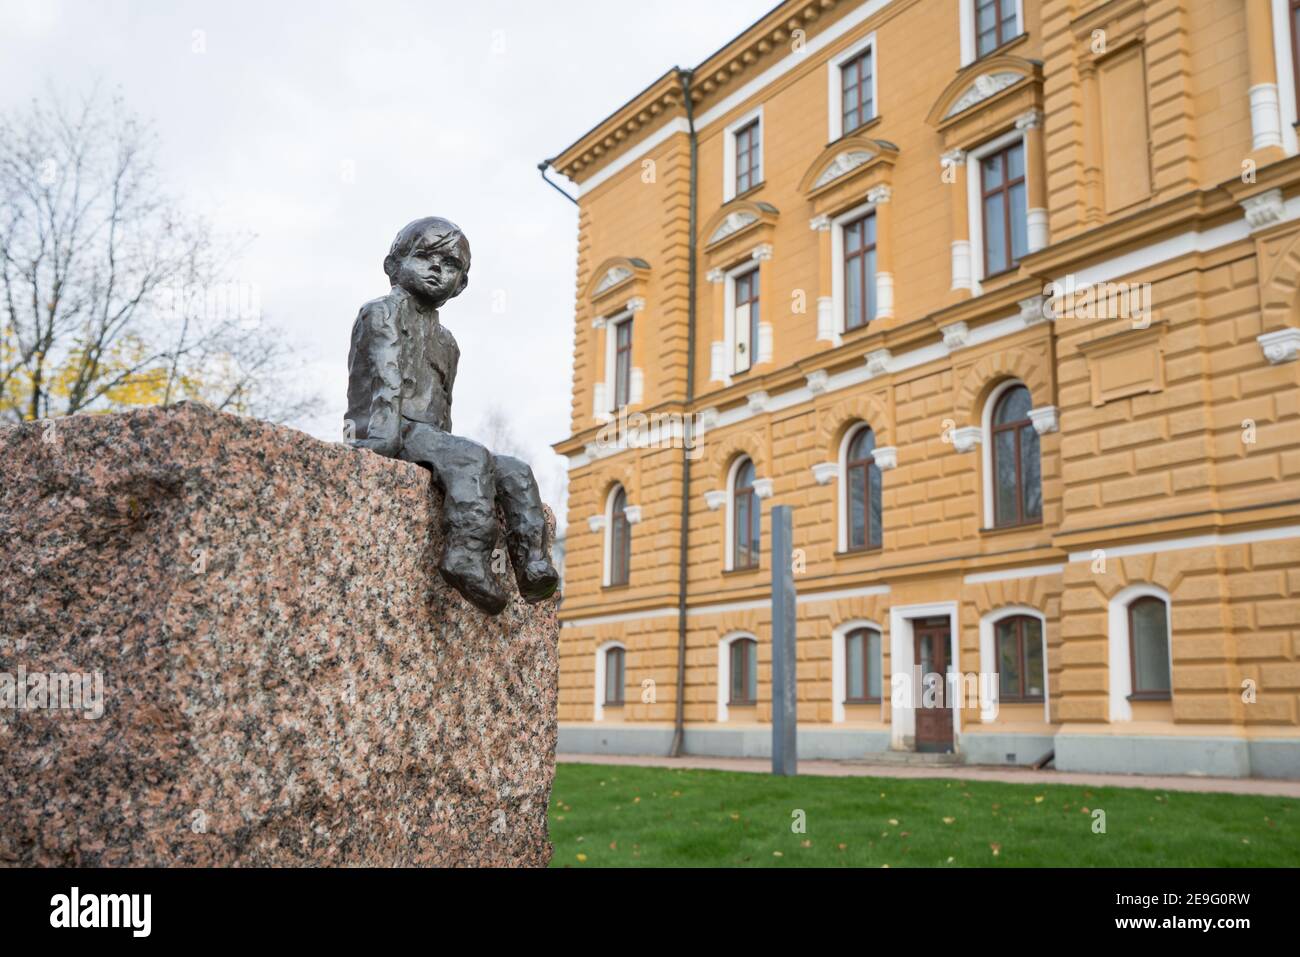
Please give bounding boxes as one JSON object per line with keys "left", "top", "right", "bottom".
{"left": 346, "top": 286, "right": 459, "bottom": 442}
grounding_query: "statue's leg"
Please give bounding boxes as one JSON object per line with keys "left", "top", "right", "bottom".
{"left": 400, "top": 424, "right": 508, "bottom": 615}
{"left": 493, "top": 454, "right": 560, "bottom": 603}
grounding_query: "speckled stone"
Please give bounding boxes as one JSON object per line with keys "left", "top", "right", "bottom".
{"left": 0, "top": 402, "right": 557, "bottom": 866}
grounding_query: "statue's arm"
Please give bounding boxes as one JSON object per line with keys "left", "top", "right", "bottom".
{"left": 349, "top": 300, "right": 403, "bottom": 456}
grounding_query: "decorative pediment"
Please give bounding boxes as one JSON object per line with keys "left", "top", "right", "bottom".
{"left": 702, "top": 199, "right": 780, "bottom": 249}
{"left": 586, "top": 256, "right": 650, "bottom": 303}
{"left": 797, "top": 135, "right": 899, "bottom": 199}
{"left": 926, "top": 55, "right": 1042, "bottom": 129}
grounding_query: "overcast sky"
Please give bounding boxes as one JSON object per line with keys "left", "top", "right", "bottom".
{"left": 0, "top": 0, "right": 774, "bottom": 513}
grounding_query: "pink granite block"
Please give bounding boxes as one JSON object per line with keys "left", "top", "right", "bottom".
{"left": 0, "top": 402, "right": 557, "bottom": 866}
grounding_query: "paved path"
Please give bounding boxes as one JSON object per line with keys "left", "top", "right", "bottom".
{"left": 558, "top": 752, "right": 1300, "bottom": 798}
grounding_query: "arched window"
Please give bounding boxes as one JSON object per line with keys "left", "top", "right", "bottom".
{"left": 733, "top": 458, "right": 760, "bottom": 570}
{"left": 990, "top": 383, "right": 1041, "bottom": 527}
{"left": 603, "top": 645, "right": 626, "bottom": 706}
{"left": 994, "top": 614, "right": 1044, "bottom": 702}
{"left": 729, "top": 637, "right": 758, "bottom": 705}
{"left": 845, "top": 426, "right": 882, "bottom": 550}
{"left": 844, "top": 627, "right": 882, "bottom": 703}
{"left": 608, "top": 486, "right": 631, "bottom": 586}
{"left": 1128, "top": 596, "right": 1171, "bottom": 700}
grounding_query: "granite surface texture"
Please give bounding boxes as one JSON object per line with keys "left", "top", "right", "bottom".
{"left": 0, "top": 402, "right": 557, "bottom": 866}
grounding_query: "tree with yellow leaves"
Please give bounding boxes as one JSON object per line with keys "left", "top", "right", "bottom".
{"left": 0, "top": 86, "right": 315, "bottom": 425}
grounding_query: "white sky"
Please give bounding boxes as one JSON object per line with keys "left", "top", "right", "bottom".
{"left": 0, "top": 0, "right": 775, "bottom": 513}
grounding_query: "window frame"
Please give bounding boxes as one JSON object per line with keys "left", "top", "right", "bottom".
{"left": 826, "top": 32, "right": 878, "bottom": 142}
{"left": 723, "top": 105, "right": 764, "bottom": 202}
{"left": 843, "top": 626, "right": 883, "bottom": 705}
{"left": 842, "top": 212, "right": 878, "bottom": 332}
{"left": 965, "top": 128, "right": 1028, "bottom": 290}
{"left": 993, "top": 614, "right": 1045, "bottom": 703}
{"left": 979, "top": 140, "right": 1027, "bottom": 279}
{"left": 734, "top": 119, "right": 761, "bottom": 196}
{"left": 844, "top": 425, "right": 882, "bottom": 552}
{"left": 731, "top": 457, "right": 761, "bottom": 571}
{"left": 1127, "top": 595, "right": 1172, "bottom": 701}
{"left": 732, "top": 267, "right": 761, "bottom": 375}
{"left": 729, "top": 637, "right": 758, "bottom": 706}
{"left": 607, "top": 485, "right": 631, "bottom": 587}
{"left": 987, "top": 381, "right": 1042, "bottom": 530}
{"left": 613, "top": 316, "right": 633, "bottom": 410}
{"left": 604, "top": 646, "right": 626, "bottom": 706}
{"left": 840, "top": 47, "right": 875, "bottom": 136}
{"left": 974, "top": 0, "right": 1020, "bottom": 59}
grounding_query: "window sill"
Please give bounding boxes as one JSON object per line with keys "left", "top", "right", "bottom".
{"left": 969, "top": 32, "right": 1028, "bottom": 66}
{"left": 732, "top": 181, "right": 766, "bottom": 202}
{"left": 602, "top": 582, "right": 631, "bottom": 592}
{"left": 1000, "top": 697, "right": 1045, "bottom": 705}
{"left": 844, "top": 698, "right": 883, "bottom": 706}
{"left": 835, "top": 114, "right": 883, "bottom": 143}
{"left": 979, "top": 519, "right": 1043, "bottom": 537}
{"left": 603, "top": 701, "right": 626, "bottom": 709}
{"left": 1127, "top": 692, "right": 1172, "bottom": 702}
{"left": 723, "top": 564, "right": 762, "bottom": 577}
{"left": 838, "top": 544, "right": 883, "bottom": 557}
{"left": 729, "top": 699, "right": 758, "bottom": 708}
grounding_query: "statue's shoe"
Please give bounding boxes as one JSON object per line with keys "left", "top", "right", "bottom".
{"left": 439, "top": 551, "right": 508, "bottom": 616}
{"left": 516, "top": 558, "right": 559, "bottom": 604}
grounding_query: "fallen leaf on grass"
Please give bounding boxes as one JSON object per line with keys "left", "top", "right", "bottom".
{"left": 942, "top": 817, "right": 955, "bottom": 824}
{"left": 990, "top": 843, "right": 1001, "bottom": 857}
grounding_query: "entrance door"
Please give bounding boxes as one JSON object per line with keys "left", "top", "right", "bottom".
{"left": 913, "top": 617, "right": 954, "bottom": 753}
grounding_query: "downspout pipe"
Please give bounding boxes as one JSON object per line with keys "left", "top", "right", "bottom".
{"left": 538, "top": 159, "right": 579, "bottom": 205}
{"left": 669, "top": 66, "right": 698, "bottom": 759}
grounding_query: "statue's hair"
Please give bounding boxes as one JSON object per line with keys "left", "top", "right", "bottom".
{"left": 383, "top": 216, "right": 471, "bottom": 296}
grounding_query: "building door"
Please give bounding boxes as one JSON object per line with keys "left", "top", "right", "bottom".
{"left": 913, "top": 617, "right": 954, "bottom": 753}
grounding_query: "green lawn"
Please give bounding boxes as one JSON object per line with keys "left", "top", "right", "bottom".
{"left": 549, "top": 762, "right": 1300, "bottom": 867}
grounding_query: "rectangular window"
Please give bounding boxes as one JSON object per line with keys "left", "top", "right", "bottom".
{"left": 843, "top": 213, "right": 877, "bottom": 331}
{"left": 980, "top": 141, "right": 1027, "bottom": 277}
{"left": 975, "top": 0, "right": 1019, "bottom": 58}
{"left": 995, "top": 617, "right": 1044, "bottom": 702}
{"left": 845, "top": 629, "right": 882, "bottom": 704}
{"left": 840, "top": 48, "right": 874, "bottom": 134}
{"left": 730, "top": 640, "right": 758, "bottom": 705}
{"left": 613, "top": 318, "right": 632, "bottom": 408}
{"left": 604, "top": 647, "right": 625, "bottom": 706}
{"left": 735, "top": 119, "right": 761, "bottom": 194}
{"left": 733, "top": 269, "right": 760, "bottom": 374}
{"left": 1129, "top": 599, "right": 1171, "bottom": 699}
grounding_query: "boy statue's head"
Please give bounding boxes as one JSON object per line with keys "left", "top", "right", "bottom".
{"left": 383, "top": 216, "right": 471, "bottom": 309}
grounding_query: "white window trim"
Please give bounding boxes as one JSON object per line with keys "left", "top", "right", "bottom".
{"left": 1107, "top": 584, "right": 1173, "bottom": 723}
{"left": 722, "top": 104, "right": 764, "bottom": 203}
{"left": 724, "top": 455, "right": 754, "bottom": 572}
{"left": 959, "top": 0, "right": 1026, "bottom": 67}
{"left": 966, "top": 127, "right": 1026, "bottom": 291}
{"left": 830, "top": 197, "right": 881, "bottom": 338}
{"left": 1270, "top": 0, "right": 1300, "bottom": 155}
{"left": 978, "top": 606, "right": 1049, "bottom": 724}
{"left": 887, "top": 601, "right": 961, "bottom": 751}
{"left": 980, "top": 378, "right": 1023, "bottom": 528}
{"left": 831, "top": 619, "right": 886, "bottom": 724}
{"left": 594, "top": 639, "right": 626, "bottom": 722}
{"left": 836, "top": 423, "right": 876, "bottom": 552}
{"left": 603, "top": 309, "right": 634, "bottom": 414}
{"left": 601, "top": 484, "right": 625, "bottom": 587}
{"left": 826, "top": 30, "right": 878, "bottom": 141}
{"left": 717, "top": 631, "right": 759, "bottom": 722}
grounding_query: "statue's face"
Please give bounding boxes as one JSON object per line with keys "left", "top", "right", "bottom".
{"left": 393, "top": 228, "right": 469, "bottom": 307}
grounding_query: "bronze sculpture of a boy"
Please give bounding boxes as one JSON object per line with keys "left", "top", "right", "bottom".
{"left": 346, "top": 216, "right": 559, "bottom": 614}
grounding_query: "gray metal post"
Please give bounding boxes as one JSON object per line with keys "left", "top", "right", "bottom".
{"left": 771, "top": 504, "right": 797, "bottom": 776}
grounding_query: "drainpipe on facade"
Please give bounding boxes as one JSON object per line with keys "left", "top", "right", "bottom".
{"left": 669, "top": 66, "right": 698, "bottom": 759}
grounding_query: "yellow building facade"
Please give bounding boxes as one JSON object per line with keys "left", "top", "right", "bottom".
{"left": 547, "top": 0, "right": 1300, "bottom": 777}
